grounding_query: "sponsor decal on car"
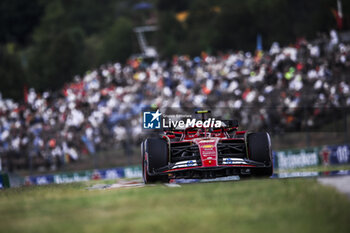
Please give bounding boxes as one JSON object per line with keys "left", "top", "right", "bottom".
{"left": 222, "top": 158, "right": 248, "bottom": 165}
{"left": 172, "top": 160, "right": 198, "bottom": 169}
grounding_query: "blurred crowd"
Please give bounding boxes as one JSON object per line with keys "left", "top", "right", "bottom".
{"left": 1, "top": 30, "right": 350, "bottom": 171}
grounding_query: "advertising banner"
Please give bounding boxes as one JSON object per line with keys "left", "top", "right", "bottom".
{"left": 98, "top": 168, "right": 125, "bottom": 180}
{"left": 25, "top": 166, "right": 143, "bottom": 186}
{"left": 272, "top": 151, "right": 277, "bottom": 169}
{"left": 275, "top": 147, "right": 320, "bottom": 169}
{"left": 0, "top": 173, "right": 10, "bottom": 188}
{"left": 54, "top": 171, "right": 92, "bottom": 184}
{"left": 319, "top": 145, "right": 350, "bottom": 165}
{"left": 124, "top": 166, "right": 142, "bottom": 178}
{"left": 28, "top": 175, "right": 55, "bottom": 185}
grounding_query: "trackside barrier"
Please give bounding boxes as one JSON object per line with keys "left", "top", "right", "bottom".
{"left": 273, "top": 169, "right": 350, "bottom": 179}
{"left": 273, "top": 147, "right": 320, "bottom": 170}
{"left": 320, "top": 145, "right": 350, "bottom": 165}
{"left": 24, "top": 165, "right": 142, "bottom": 186}
{"left": 3, "top": 144, "right": 350, "bottom": 187}
{"left": 273, "top": 144, "right": 350, "bottom": 169}
{"left": 0, "top": 173, "right": 10, "bottom": 189}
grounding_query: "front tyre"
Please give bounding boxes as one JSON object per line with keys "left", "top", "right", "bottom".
{"left": 141, "top": 138, "right": 169, "bottom": 184}
{"left": 247, "top": 132, "right": 273, "bottom": 177}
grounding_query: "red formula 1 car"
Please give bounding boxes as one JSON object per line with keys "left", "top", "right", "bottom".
{"left": 141, "top": 111, "right": 273, "bottom": 184}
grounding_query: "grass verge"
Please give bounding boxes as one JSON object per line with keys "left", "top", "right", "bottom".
{"left": 0, "top": 177, "right": 350, "bottom": 233}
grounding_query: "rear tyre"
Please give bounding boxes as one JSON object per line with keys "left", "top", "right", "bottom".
{"left": 141, "top": 138, "right": 169, "bottom": 184}
{"left": 247, "top": 132, "right": 273, "bottom": 177}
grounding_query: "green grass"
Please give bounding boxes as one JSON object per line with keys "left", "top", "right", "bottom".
{"left": 0, "top": 178, "right": 349, "bottom": 233}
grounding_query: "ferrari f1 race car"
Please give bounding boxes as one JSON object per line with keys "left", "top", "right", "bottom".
{"left": 141, "top": 110, "right": 273, "bottom": 183}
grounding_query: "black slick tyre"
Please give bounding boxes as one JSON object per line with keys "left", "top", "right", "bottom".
{"left": 247, "top": 132, "right": 273, "bottom": 176}
{"left": 141, "top": 138, "right": 169, "bottom": 184}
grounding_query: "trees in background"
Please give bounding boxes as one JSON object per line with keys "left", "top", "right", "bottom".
{"left": 0, "top": 0, "right": 349, "bottom": 99}
{"left": 157, "top": 0, "right": 346, "bottom": 56}
{"left": 100, "top": 17, "right": 133, "bottom": 64}
{"left": 0, "top": 0, "right": 134, "bottom": 98}
{"left": 0, "top": 45, "right": 25, "bottom": 100}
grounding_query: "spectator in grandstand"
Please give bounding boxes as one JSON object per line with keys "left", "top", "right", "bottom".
{"left": 0, "top": 31, "right": 349, "bottom": 172}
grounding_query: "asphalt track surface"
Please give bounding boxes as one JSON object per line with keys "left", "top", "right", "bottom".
{"left": 318, "top": 176, "right": 350, "bottom": 199}
{"left": 88, "top": 170, "right": 350, "bottom": 198}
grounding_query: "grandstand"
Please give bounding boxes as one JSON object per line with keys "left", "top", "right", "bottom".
{"left": 0, "top": 31, "right": 349, "bottom": 173}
